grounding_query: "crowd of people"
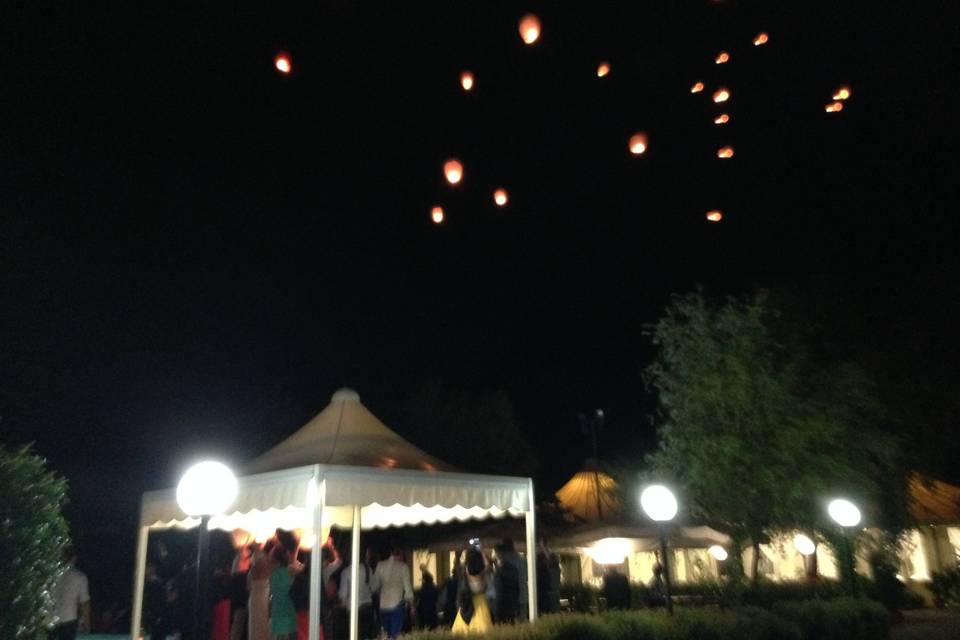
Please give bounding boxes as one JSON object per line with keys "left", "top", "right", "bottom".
{"left": 139, "top": 531, "right": 564, "bottom": 640}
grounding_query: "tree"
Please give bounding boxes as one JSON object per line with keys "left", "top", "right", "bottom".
{"left": 400, "top": 381, "right": 539, "bottom": 478}
{"left": 645, "top": 291, "right": 901, "bottom": 582}
{"left": 0, "top": 444, "right": 70, "bottom": 639}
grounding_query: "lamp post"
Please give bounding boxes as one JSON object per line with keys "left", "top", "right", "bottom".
{"left": 176, "top": 461, "right": 238, "bottom": 640}
{"left": 640, "top": 484, "right": 678, "bottom": 615}
{"left": 827, "top": 498, "right": 861, "bottom": 596}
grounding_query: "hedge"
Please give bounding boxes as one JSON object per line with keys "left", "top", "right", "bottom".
{"left": 405, "top": 599, "right": 889, "bottom": 640}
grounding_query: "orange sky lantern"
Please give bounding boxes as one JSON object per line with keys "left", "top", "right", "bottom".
{"left": 832, "top": 86, "right": 851, "bottom": 100}
{"left": 691, "top": 81, "right": 705, "bottom": 94}
{"left": 753, "top": 32, "right": 769, "bottom": 46}
{"left": 460, "top": 71, "right": 474, "bottom": 91}
{"left": 494, "top": 188, "right": 508, "bottom": 206}
{"left": 712, "top": 87, "right": 730, "bottom": 103}
{"left": 715, "top": 51, "right": 730, "bottom": 64}
{"left": 597, "top": 61, "right": 611, "bottom": 78}
{"left": 717, "top": 146, "right": 734, "bottom": 158}
{"left": 714, "top": 113, "right": 730, "bottom": 125}
{"left": 706, "top": 210, "right": 723, "bottom": 222}
{"left": 443, "top": 159, "right": 463, "bottom": 185}
{"left": 431, "top": 206, "right": 444, "bottom": 224}
{"left": 825, "top": 101, "right": 844, "bottom": 113}
{"left": 274, "top": 53, "right": 291, "bottom": 74}
{"left": 519, "top": 14, "right": 541, "bottom": 45}
{"left": 628, "top": 132, "right": 648, "bottom": 155}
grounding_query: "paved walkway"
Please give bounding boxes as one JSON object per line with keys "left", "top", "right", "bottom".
{"left": 891, "top": 609, "right": 960, "bottom": 640}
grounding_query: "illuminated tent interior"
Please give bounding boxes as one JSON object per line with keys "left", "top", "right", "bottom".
{"left": 555, "top": 464, "right": 623, "bottom": 523}
{"left": 132, "top": 389, "right": 538, "bottom": 640}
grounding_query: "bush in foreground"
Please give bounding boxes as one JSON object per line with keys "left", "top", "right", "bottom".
{"left": 772, "top": 598, "right": 891, "bottom": 640}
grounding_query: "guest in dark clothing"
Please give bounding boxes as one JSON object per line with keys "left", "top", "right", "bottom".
{"left": 602, "top": 566, "right": 631, "bottom": 610}
{"left": 440, "top": 555, "right": 461, "bottom": 627}
{"left": 415, "top": 569, "right": 439, "bottom": 629}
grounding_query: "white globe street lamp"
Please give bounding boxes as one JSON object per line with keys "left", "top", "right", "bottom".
{"left": 640, "top": 484, "right": 677, "bottom": 614}
{"left": 827, "top": 498, "right": 862, "bottom": 596}
{"left": 177, "top": 461, "right": 237, "bottom": 638}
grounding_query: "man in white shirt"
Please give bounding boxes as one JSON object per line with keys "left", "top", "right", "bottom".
{"left": 338, "top": 546, "right": 376, "bottom": 639}
{"left": 369, "top": 546, "right": 413, "bottom": 640}
{"left": 51, "top": 547, "right": 91, "bottom": 640}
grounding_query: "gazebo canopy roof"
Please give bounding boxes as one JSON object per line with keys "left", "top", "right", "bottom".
{"left": 908, "top": 473, "right": 960, "bottom": 525}
{"left": 555, "top": 466, "right": 623, "bottom": 523}
{"left": 244, "top": 388, "right": 455, "bottom": 475}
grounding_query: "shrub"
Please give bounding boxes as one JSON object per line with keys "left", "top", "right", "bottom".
{"left": 773, "top": 597, "right": 891, "bottom": 640}
{"left": 930, "top": 567, "right": 960, "bottom": 607}
{"left": 0, "top": 444, "right": 70, "bottom": 639}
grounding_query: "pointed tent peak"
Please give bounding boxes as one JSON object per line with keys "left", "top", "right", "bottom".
{"left": 908, "top": 473, "right": 960, "bottom": 525}
{"left": 555, "top": 467, "right": 623, "bottom": 524}
{"left": 243, "top": 389, "right": 457, "bottom": 475}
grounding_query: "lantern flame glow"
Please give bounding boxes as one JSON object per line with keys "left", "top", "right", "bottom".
{"left": 691, "top": 81, "right": 705, "bottom": 94}
{"left": 444, "top": 159, "right": 464, "bottom": 185}
{"left": 717, "top": 146, "right": 734, "bottom": 159}
{"left": 832, "top": 86, "right": 851, "bottom": 101}
{"left": 460, "top": 71, "right": 474, "bottom": 91}
{"left": 519, "top": 14, "right": 541, "bottom": 45}
{"left": 825, "top": 101, "right": 844, "bottom": 113}
{"left": 628, "top": 132, "right": 648, "bottom": 155}
{"left": 431, "top": 206, "right": 444, "bottom": 224}
{"left": 714, "top": 113, "right": 730, "bottom": 125}
{"left": 274, "top": 53, "right": 291, "bottom": 74}
{"left": 493, "top": 188, "right": 508, "bottom": 206}
{"left": 597, "top": 62, "right": 611, "bottom": 78}
{"left": 715, "top": 51, "right": 730, "bottom": 65}
{"left": 753, "top": 32, "right": 769, "bottom": 46}
{"left": 713, "top": 88, "right": 730, "bottom": 103}
{"left": 706, "top": 210, "right": 723, "bottom": 222}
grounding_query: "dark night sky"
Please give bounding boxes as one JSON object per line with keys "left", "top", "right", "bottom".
{"left": 3, "top": 0, "right": 959, "bottom": 547}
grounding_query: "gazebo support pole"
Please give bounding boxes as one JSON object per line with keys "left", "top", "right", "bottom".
{"left": 525, "top": 477, "right": 538, "bottom": 622}
{"left": 349, "top": 504, "right": 362, "bottom": 640}
{"left": 130, "top": 524, "right": 149, "bottom": 639}
{"left": 309, "top": 468, "right": 326, "bottom": 640}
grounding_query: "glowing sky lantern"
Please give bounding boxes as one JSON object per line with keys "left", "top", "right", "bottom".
{"left": 753, "top": 32, "right": 769, "bottom": 46}
{"left": 706, "top": 210, "right": 723, "bottom": 222}
{"left": 431, "top": 206, "right": 444, "bottom": 224}
{"left": 460, "top": 71, "right": 475, "bottom": 92}
{"left": 274, "top": 53, "right": 291, "bottom": 74}
{"left": 825, "top": 101, "right": 844, "bottom": 113}
{"left": 597, "top": 61, "right": 611, "bottom": 78}
{"left": 519, "top": 13, "right": 541, "bottom": 45}
{"left": 832, "top": 86, "right": 851, "bottom": 100}
{"left": 690, "top": 81, "right": 705, "bottom": 94}
{"left": 714, "top": 113, "right": 730, "bottom": 125}
{"left": 717, "top": 146, "right": 734, "bottom": 159}
{"left": 493, "top": 188, "right": 508, "bottom": 207}
{"left": 713, "top": 87, "right": 730, "bottom": 103}
{"left": 715, "top": 51, "right": 730, "bottom": 65}
{"left": 628, "top": 132, "right": 648, "bottom": 155}
{"left": 443, "top": 159, "right": 463, "bottom": 185}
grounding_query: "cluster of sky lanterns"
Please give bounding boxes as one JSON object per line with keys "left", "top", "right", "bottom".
{"left": 826, "top": 85, "right": 851, "bottom": 113}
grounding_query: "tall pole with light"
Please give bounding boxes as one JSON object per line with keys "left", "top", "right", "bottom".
{"left": 827, "top": 498, "right": 861, "bottom": 596}
{"left": 640, "top": 484, "right": 678, "bottom": 615}
{"left": 176, "top": 461, "right": 238, "bottom": 640}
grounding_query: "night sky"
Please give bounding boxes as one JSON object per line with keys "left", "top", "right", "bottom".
{"left": 3, "top": 0, "right": 958, "bottom": 565}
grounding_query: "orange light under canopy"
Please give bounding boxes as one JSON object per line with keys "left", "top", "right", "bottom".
{"left": 597, "top": 61, "right": 611, "bottom": 78}
{"left": 274, "top": 53, "right": 291, "bottom": 74}
{"left": 713, "top": 87, "right": 730, "bottom": 103}
{"left": 691, "top": 81, "right": 705, "bottom": 94}
{"left": 706, "top": 210, "right": 723, "bottom": 222}
{"left": 519, "top": 14, "right": 541, "bottom": 44}
{"left": 460, "top": 71, "right": 474, "bottom": 91}
{"left": 715, "top": 51, "right": 730, "bottom": 64}
{"left": 717, "top": 146, "right": 735, "bottom": 159}
{"left": 431, "top": 206, "right": 444, "bottom": 224}
{"left": 493, "top": 188, "right": 508, "bottom": 206}
{"left": 629, "top": 132, "right": 648, "bottom": 155}
{"left": 443, "top": 159, "right": 464, "bottom": 185}
{"left": 714, "top": 113, "right": 730, "bottom": 125}
{"left": 832, "top": 86, "right": 851, "bottom": 100}
{"left": 825, "top": 101, "right": 844, "bottom": 113}
{"left": 753, "top": 32, "right": 769, "bottom": 46}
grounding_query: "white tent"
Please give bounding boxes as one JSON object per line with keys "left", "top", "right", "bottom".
{"left": 131, "top": 389, "right": 538, "bottom": 640}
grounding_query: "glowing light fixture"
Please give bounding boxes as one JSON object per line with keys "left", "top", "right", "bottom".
{"left": 460, "top": 71, "right": 475, "bottom": 91}
{"left": 444, "top": 159, "right": 463, "bottom": 185}
{"left": 519, "top": 14, "right": 541, "bottom": 45}
{"left": 176, "top": 461, "right": 238, "bottom": 517}
{"left": 274, "top": 53, "right": 292, "bottom": 75}
{"left": 715, "top": 51, "right": 730, "bottom": 64}
{"left": 753, "top": 32, "right": 769, "bottom": 46}
{"left": 431, "top": 206, "right": 444, "bottom": 224}
{"left": 706, "top": 210, "right": 723, "bottom": 222}
{"left": 714, "top": 113, "right": 730, "bottom": 125}
{"left": 597, "top": 61, "right": 611, "bottom": 78}
{"left": 717, "top": 146, "right": 735, "bottom": 159}
{"left": 691, "top": 81, "right": 705, "bottom": 94}
{"left": 825, "top": 101, "right": 844, "bottom": 113}
{"left": 712, "top": 87, "right": 730, "bottom": 103}
{"left": 640, "top": 485, "right": 678, "bottom": 522}
{"left": 708, "top": 545, "right": 728, "bottom": 561}
{"left": 586, "top": 538, "right": 632, "bottom": 565}
{"left": 794, "top": 534, "right": 816, "bottom": 556}
{"left": 493, "top": 188, "right": 508, "bottom": 206}
{"left": 828, "top": 499, "right": 862, "bottom": 528}
{"left": 628, "top": 132, "right": 648, "bottom": 155}
{"left": 833, "top": 86, "right": 851, "bottom": 101}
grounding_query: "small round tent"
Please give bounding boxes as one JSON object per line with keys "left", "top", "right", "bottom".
{"left": 132, "top": 389, "right": 539, "bottom": 640}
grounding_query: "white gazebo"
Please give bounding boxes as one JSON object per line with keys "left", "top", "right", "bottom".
{"left": 131, "top": 389, "right": 538, "bottom": 640}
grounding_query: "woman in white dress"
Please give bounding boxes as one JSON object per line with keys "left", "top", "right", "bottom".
{"left": 247, "top": 539, "right": 276, "bottom": 640}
